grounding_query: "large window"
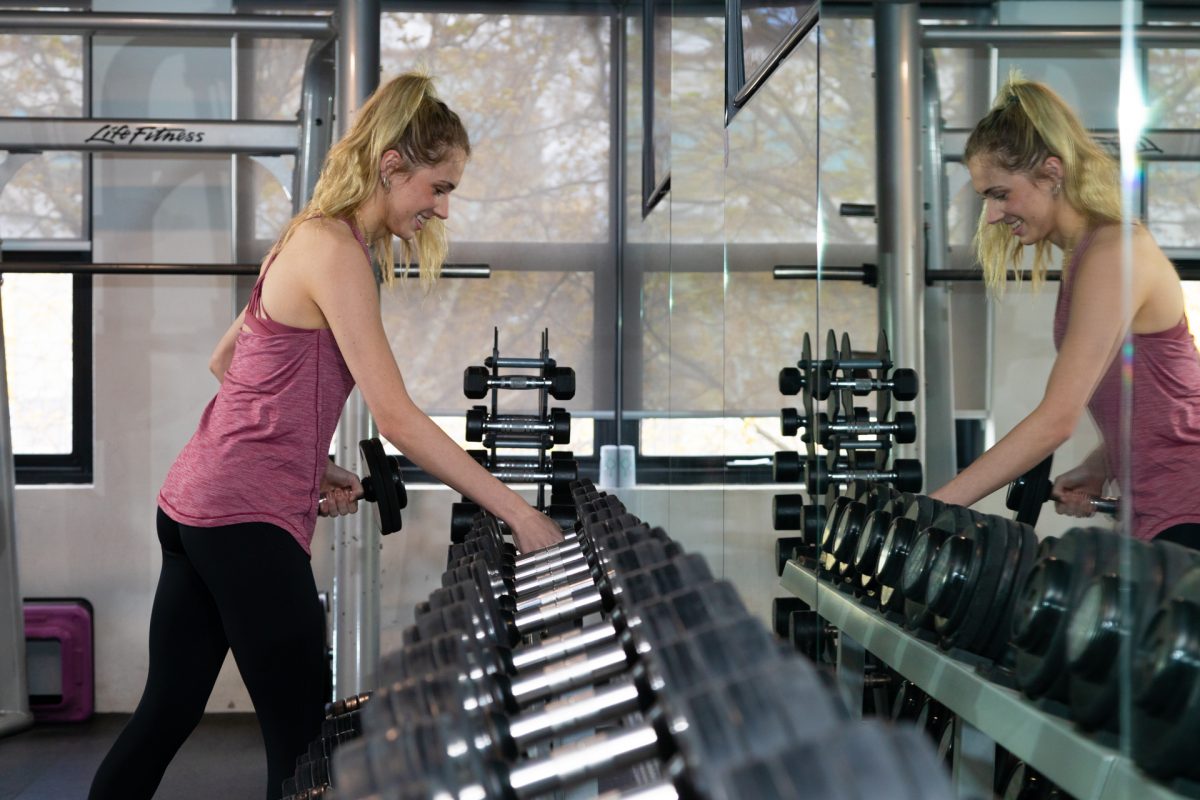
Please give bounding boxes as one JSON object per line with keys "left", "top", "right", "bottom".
{"left": 0, "top": 28, "right": 91, "bottom": 483}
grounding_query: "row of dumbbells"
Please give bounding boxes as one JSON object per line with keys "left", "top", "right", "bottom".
{"left": 296, "top": 482, "right": 955, "bottom": 800}
{"left": 778, "top": 480, "right": 1200, "bottom": 787}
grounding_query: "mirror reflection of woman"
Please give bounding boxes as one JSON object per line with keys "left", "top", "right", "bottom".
{"left": 929, "top": 74, "right": 1200, "bottom": 548}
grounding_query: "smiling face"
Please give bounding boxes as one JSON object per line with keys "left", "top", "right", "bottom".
{"left": 384, "top": 147, "right": 467, "bottom": 241}
{"left": 968, "top": 154, "right": 1062, "bottom": 247}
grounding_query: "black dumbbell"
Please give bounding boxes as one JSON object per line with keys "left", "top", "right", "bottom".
{"left": 1010, "top": 527, "right": 1125, "bottom": 702}
{"left": 806, "top": 456, "right": 923, "bottom": 495}
{"left": 336, "top": 654, "right": 842, "bottom": 800}
{"left": 774, "top": 450, "right": 877, "bottom": 484}
{"left": 1132, "top": 560, "right": 1200, "bottom": 782}
{"left": 873, "top": 496, "right": 951, "bottom": 617}
{"left": 812, "top": 363, "right": 919, "bottom": 403}
{"left": 1065, "top": 538, "right": 1200, "bottom": 732}
{"left": 813, "top": 409, "right": 917, "bottom": 446}
{"left": 463, "top": 364, "right": 576, "bottom": 400}
{"left": 1006, "top": 453, "right": 1118, "bottom": 527}
{"left": 317, "top": 437, "right": 408, "bottom": 534}
{"left": 466, "top": 406, "right": 571, "bottom": 445}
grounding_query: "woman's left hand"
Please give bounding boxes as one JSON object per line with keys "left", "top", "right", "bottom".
{"left": 319, "top": 461, "right": 363, "bottom": 517}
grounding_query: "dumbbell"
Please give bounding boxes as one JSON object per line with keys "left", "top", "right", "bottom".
{"left": 873, "top": 495, "right": 950, "bottom": 617}
{"left": 1010, "top": 527, "right": 1125, "bottom": 702}
{"left": 774, "top": 450, "right": 877, "bottom": 484}
{"left": 778, "top": 331, "right": 821, "bottom": 396}
{"left": 1132, "top": 561, "right": 1200, "bottom": 782}
{"left": 1065, "top": 538, "right": 1200, "bottom": 732}
{"left": 466, "top": 406, "right": 571, "bottom": 445}
{"left": 821, "top": 483, "right": 900, "bottom": 584}
{"left": 812, "top": 364, "right": 919, "bottom": 403}
{"left": 1006, "top": 454, "right": 1117, "bottom": 527}
{"left": 316, "top": 437, "right": 408, "bottom": 534}
{"left": 813, "top": 409, "right": 917, "bottom": 446}
{"left": 806, "top": 455, "right": 923, "bottom": 495}
{"left": 924, "top": 514, "right": 1040, "bottom": 660}
{"left": 774, "top": 482, "right": 869, "bottom": 574}
{"left": 282, "top": 712, "right": 362, "bottom": 799}
{"left": 335, "top": 655, "right": 843, "bottom": 800}
{"left": 359, "top": 610, "right": 788, "bottom": 771}
{"left": 894, "top": 506, "right": 985, "bottom": 635}
{"left": 463, "top": 364, "right": 576, "bottom": 400}
{"left": 852, "top": 493, "right": 927, "bottom": 596}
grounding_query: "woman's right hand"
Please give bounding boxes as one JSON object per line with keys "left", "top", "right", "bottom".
{"left": 1051, "top": 460, "right": 1107, "bottom": 518}
{"left": 508, "top": 506, "right": 567, "bottom": 554}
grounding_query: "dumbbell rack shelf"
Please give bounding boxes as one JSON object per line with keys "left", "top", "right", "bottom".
{"left": 780, "top": 560, "right": 1194, "bottom": 800}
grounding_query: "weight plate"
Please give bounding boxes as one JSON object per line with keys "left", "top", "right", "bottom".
{"left": 1007, "top": 454, "right": 1053, "bottom": 527}
{"left": 360, "top": 437, "right": 403, "bottom": 534}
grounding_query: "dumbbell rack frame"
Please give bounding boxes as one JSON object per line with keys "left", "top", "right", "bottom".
{"left": 480, "top": 327, "right": 558, "bottom": 512}
{"left": 779, "top": 560, "right": 1193, "bottom": 800}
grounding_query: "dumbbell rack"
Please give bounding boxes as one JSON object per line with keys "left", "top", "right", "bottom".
{"left": 773, "top": 329, "right": 922, "bottom": 551}
{"left": 779, "top": 559, "right": 1192, "bottom": 800}
{"left": 466, "top": 327, "right": 575, "bottom": 513}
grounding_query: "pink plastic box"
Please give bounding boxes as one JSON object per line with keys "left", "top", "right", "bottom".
{"left": 23, "top": 598, "right": 94, "bottom": 723}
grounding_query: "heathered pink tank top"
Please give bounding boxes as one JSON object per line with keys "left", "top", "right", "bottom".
{"left": 158, "top": 219, "right": 365, "bottom": 555}
{"left": 1053, "top": 227, "right": 1200, "bottom": 540}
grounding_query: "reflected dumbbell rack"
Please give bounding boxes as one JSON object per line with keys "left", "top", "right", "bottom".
{"left": 775, "top": 480, "right": 1200, "bottom": 800}
{"left": 453, "top": 328, "right": 578, "bottom": 540}
{"left": 773, "top": 329, "right": 923, "bottom": 576}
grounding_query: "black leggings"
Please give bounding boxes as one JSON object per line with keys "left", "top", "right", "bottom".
{"left": 88, "top": 509, "right": 328, "bottom": 800}
{"left": 1156, "top": 522, "right": 1200, "bottom": 551}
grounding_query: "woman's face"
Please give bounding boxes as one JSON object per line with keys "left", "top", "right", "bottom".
{"left": 385, "top": 148, "right": 467, "bottom": 241}
{"left": 968, "top": 155, "right": 1058, "bottom": 246}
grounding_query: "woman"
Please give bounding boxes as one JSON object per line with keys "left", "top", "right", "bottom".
{"left": 928, "top": 74, "right": 1200, "bottom": 547}
{"left": 89, "top": 73, "right": 564, "bottom": 800}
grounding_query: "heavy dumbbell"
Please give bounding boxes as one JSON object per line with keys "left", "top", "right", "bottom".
{"left": 466, "top": 406, "right": 571, "bottom": 445}
{"left": 823, "top": 483, "right": 901, "bottom": 585}
{"left": 806, "top": 455, "right": 923, "bottom": 495}
{"left": 463, "top": 364, "right": 576, "bottom": 400}
{"left": 873, "top": 495, "right": 950, "bottom": 617}
{"left": 852, "top": 493, "right": 928, "bottom": 595}
{"left": 813, "top": 409, "right": 917, "bottom": 446}
{"left": 282, "top": 711, "right": 362, "bottom": 799}
{"left": 1131, "top": 560, "right": 1200, "bottom": 782}
{"left": 1010, "top": 527, "right": 1124, "bottom": 701}
{"left": 1006, "top": 454, "right": 1118, "bottom": 527}
{"left": 317, "top": 437, "right": 408, "bottom": 534}
{"left": 1065, "top": 538, "right": 1199, "bottom": 731}
{"left": 334, "top": 655, "right": 842, "bottom": 800}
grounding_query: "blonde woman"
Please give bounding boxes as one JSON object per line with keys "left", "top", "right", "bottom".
{"left": 90, "top": 73, "right": 564, "bottom": 800}
{"left": 929, "top": 75, "right": 1200, "bottom": 547}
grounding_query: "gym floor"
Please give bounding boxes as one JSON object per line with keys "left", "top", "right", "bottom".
{"left": 0, "top": 713, "right": 265, "bottom": 800}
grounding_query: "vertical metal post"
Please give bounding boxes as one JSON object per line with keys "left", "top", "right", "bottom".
{"left": 295, "top": 37, "right": 337, "bottom": 214}
{"left": 920, "top": 50, "right": 957, "bottom": 490}
{"left": 0, "top": 277, "right": 34, "bottom": 738}
{"left": 612, "top": 11, "right": 626, "bottom": 445}
{"left": 331, "top": 0, "right": 381, "bottom": 701}
{"left": 874, "top": 0, "right": 926, "bottom": 469}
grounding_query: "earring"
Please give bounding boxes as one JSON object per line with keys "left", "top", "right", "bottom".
{"left": 1052, "top": 182, "right": 1062, "bottom": 196}
{"left": 381, "top": 172, "right": 391, "bottom": 191}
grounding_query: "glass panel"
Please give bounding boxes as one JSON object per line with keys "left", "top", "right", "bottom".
{"left": 1, "top": 274, "right": 74, "bottom": 455}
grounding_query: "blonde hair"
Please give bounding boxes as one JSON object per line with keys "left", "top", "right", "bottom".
{"left": 272, "top": 72, "right": 470, "bottom": 289}
{"left": 965, "top": 72, "right": 1121, "bottom": 294}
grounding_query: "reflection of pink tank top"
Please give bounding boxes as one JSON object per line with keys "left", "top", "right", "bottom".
{"left": 1053, "top": 228, "right": 1200, "bottom": 540}
{"left": 158, "top": 220, "right": 366, "bottom": 555}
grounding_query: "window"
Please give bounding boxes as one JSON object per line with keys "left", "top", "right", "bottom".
{"left": 0, "top": 28, "right": 91, "bottom": 483}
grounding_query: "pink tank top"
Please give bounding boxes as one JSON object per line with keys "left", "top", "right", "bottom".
{"left": 1053, "top": 227, "right": 1200, "bottom": 540}
{"left": 158, "top": 219, "right": 365, "bottom": 554}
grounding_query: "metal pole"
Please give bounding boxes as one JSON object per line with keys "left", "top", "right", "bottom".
{"left": 612, "top": 10, "right": 626, "bottom": 446}
{"left": 295, "top": 37, "right": 337, "bottom": 214}
{"left": 920, "top": 49, "right": 956, "bottom": 491}
{"left": 874, "top": 0, "right": 925, "bottom": 470}
{"left": 922, "top": 24, "right": 1200, "bottom": 48}
{"left": 0, "top": 276, "right": 34, "bottom": 738}
{"left": 0, "top": 10, "right": 333, "bottom": 38}
{"left": 331, "top": 0, "right": 380, "bottom": 702}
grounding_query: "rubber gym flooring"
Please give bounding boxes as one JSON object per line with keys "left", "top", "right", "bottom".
{"left": 0, "top": 713, "right": 265, "bottom": 799}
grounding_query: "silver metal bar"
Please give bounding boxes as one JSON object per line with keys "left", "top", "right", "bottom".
{"left": 514, "top": 558, "right": 592, "bottom": 599}
{"left": 0, "top": 118, "right": 298, "bottom": 154}
{"left": 921, "top": 49, "right": 957, "bottom": 492}
{"left": 508, "top": 725, "right": 660, "bottom": 797}
{"left": 508, "top": 641, "right": 629, "bottom": 706}
{"left": 773, "top": 265, "right": 874, "bottom": 282}
{"left": 922, "top": 24, "right": 1200, "bottom": 48}
{"left": 515, "top": 576, "right": 597, "bottom": 614}
{"left": 874, "top": 1, "right": 925, "bottom": 466}
{"left": 0, "top": 10, "right": 333, "bottom": 38}
{"left": 514, "top": 588, "right": 604, "bottom": 635}
{"left": 731, "top": 3, "right": 820, "bottom": 109}
{"left": 0, "top": 277, "right": 34, "bottom": 739}
{"left": 942, "top": 128, "right": 1200, "bottom": 163}
{"left": 514, "top": 546, "right": 586, "bottom": 584}
{"left": 509, "top": 681, "right": 642, "bottom": 750}
{"left": 295, "top": 37, "right": 336, "bottom": 211}
{"left": 332, "top": 0, "right": 381, "bottom": 703}
{"left": 510, "top": 620, "right": 617, "bottom": 671}
{"left": 0, "top": 262, "right": 490, "bottom": 277}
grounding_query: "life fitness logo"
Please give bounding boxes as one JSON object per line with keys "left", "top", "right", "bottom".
{"left": 84, "top": 123, "right": 206, "bottom": 145}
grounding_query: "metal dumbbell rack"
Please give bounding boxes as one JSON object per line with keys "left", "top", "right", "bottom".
{"left": 773, "top": 329, "right": 923, "bottom": 563}
{"left": 466, "top": 328, "right": 575, "bottom": 514}
{"left": 293, "top": 481, "right": 957, "bottom": 800}
{"left": 775, "top": 493, "right": 1200, "bottom": 800}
